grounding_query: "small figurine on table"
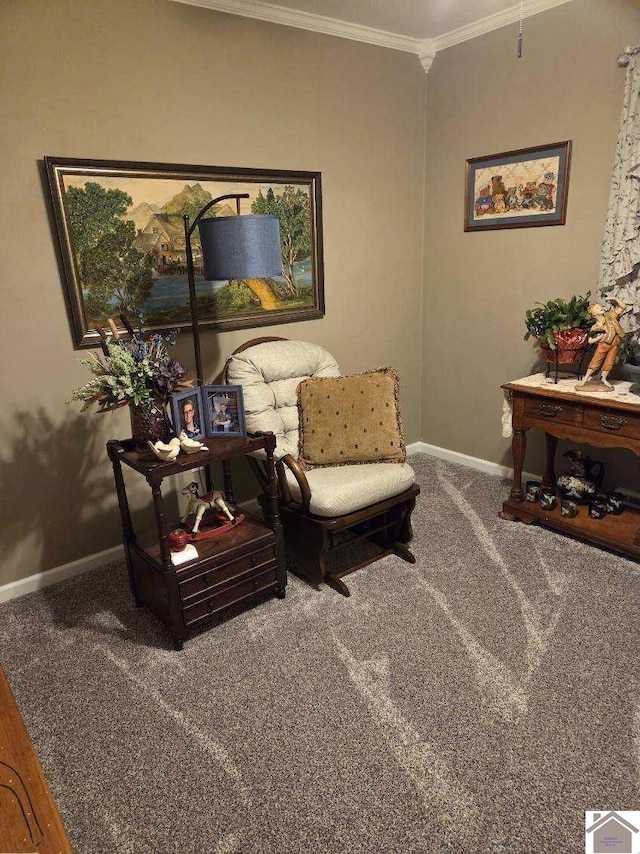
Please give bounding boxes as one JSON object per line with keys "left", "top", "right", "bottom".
{"left": 575, "top": 296, "right": 632, "bottom": 392}
{"left": 179, "top": 481, "right": 244, "bottom": 540}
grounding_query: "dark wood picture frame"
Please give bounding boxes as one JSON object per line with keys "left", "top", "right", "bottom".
{"left": 44, "top": 156, "right": 325, "bottom": 349}
{"left": 170, "top": 387, "right": 206, "bottom": 442}
{"left": 202, "top": 385, "right": 246, "bottom": 439}
{"left": 464, "top": 141, "right": 571, "bottom": 232}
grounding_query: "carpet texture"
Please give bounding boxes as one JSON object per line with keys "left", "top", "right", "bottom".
{"left": 1, "top": 454, "right": 639, "bottom": 853}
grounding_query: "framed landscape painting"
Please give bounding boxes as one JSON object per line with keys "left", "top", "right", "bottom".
{"left": 44, "top": 157, "right": 324, "bottom": 348}
{"left": 464, "top": 141, "right": 571, "bottom": 232}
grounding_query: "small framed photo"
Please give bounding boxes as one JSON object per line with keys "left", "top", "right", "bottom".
{"left": 464, "top": 140, "right": 572, "bottom": 231}
{"left": 170, "top": 388, "right": 206, "bottom": 442}
{"left": 203, "top": 385, "right": 246, "bottom": 439}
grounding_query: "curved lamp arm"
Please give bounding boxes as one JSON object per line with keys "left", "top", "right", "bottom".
{"left": 185, "top": 193, "right": 249, "bottom": 239}
{"left": 183, "top": 193, "right": 249, "bottom": 384}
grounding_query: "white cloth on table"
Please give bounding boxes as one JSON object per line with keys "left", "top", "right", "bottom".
{"left": 501, "top": 373, "right": 640, "bottom": 439}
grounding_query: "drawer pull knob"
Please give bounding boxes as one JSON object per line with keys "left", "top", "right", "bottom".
{"left": 253, "top": 579, "right": 260, "bottom": 588}
{"left": 250, "top": 556, "right": 258, "bottom": 566}
{"left": 207, "top": 600, "right": 215, "bottom": 612}
{"left": 600, "top": 415, "right": 627, "bottom": 431}
{"left": 203, "top": 574, "right": 210, "bottom": 586}
{"left": 538, "top": 404, "right": 562, "bottom": 418}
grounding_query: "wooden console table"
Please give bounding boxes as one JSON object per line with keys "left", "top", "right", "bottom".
{"left": 501, "top": 378, "right": 640, "bottom": 560}
{"left": 0, "top": 667, "right": 72, "bottom": 853}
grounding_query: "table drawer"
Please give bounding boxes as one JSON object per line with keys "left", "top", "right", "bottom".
{"left": 182, "top": 567, "right": 278, "bottom": 627}
{"left": 179, "top": 545, "right": 276, "bottom": 601}
{"left": 583, "top": 408, "right": 640, "bottom": 440}
{"left": 524, "top": 396, "right": 581, "bottom": 426}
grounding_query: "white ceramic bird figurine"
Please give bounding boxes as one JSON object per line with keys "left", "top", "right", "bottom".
{"left": 178, "top": 431, "right": 208, "bottom": 454}
{"left": 147, "top": 437, "right": 181, "bottom": 461}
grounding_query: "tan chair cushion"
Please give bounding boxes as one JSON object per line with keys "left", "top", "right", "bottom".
{"left": 225, "top": 340, "right": 340, "bottom": 458}
{"left": 285, "top": 461, "right": 416, "bottom": 517}
{"left": 297, "top": 368, "right": 406, "bottom": 469}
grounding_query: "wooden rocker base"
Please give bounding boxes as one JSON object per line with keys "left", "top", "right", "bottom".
{"left": 278, "top": 484, "right": 420, "bottom": 596}
{"left": 392, "top": 542, "right": 416, "bottom": 563}
{"left": 324, "top": 538, "right": 418, "bottom": 597}
{"left": 326, "top": 573, "right": 352, "bottom": 597}
{"left": 281, "top": 490, "right": 416, "bottom": 587}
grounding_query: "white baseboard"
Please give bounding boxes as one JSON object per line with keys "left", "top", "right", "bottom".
{"left": 0, "top": 544, "right": 124, "bottom": 605}
{"left": 0, "top": 446, "right": 530, "bottom": 606}
{"left": 407, "top": 440, "right": 537, "bottom": 482}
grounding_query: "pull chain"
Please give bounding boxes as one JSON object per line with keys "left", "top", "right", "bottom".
{"left": 517, "top": 0, "right": 524, "bottom": 58}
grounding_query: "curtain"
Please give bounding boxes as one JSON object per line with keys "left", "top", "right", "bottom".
{"left": 597, "top": 51, "right": 640, "bottom": 333}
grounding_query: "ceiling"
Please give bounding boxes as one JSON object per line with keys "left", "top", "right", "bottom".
{"left": 170, "top": 0, "right": 573, "bottom": 69}
{"left": 252, "top": 0, "right": 519, "bottom": 41}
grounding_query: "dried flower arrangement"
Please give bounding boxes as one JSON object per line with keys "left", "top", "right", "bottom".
{"left": 70, "top": 317, "right": 186, "bottom": 413}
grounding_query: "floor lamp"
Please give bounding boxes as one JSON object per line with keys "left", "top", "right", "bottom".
{"left": 183, "top": 195, "right": 281, "bottom": 496}
{"left": 183, "top": 194, "right": 282, "bottom": 385}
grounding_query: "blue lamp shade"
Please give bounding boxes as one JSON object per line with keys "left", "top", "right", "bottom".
{"left": 198, "top": 214, "right": 282, "bottom": 281}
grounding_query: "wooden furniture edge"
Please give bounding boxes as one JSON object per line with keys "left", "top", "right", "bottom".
{"left": 0, "top": 667, "right": 72, "bottom": 853}
{"left": 501, "top": 381, "right": 640, "bottom": 414}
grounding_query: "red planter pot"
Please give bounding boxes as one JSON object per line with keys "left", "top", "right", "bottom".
{"left": 539, "top": 328, "right": 589, "bottom": 364}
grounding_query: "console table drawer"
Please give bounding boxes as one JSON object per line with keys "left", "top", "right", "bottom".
{"left": 179, "top": 545, "right": 277, "bottom": 601}
{"left": 183, "top": 567, "right": 278, "bottom": 626}
{"left": 583, "top": 408, "right": 640, "bottom": 440}
{"left": 524, "top": 397, "right": 581, "bottom": 426}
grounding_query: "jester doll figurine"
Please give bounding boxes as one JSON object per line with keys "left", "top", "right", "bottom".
{"left": 576, "top": 296, "right": 632, "bottom": 391}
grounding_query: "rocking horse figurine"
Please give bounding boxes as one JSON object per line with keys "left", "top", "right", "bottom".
{"left": 179, "top": 481, "right": 244, "bottom": 540}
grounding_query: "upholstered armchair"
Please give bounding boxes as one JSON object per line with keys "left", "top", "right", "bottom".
{"left": 221, "top": 337, "right": 420, "bottom": 596}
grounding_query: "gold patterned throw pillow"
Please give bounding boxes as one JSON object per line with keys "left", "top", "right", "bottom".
{"left": 297, "top": 367, "right": 406, "bottom": 469}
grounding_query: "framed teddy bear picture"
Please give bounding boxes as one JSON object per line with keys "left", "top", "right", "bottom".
{"left": 464, "top": 140, "right": 571, "bottom": 231}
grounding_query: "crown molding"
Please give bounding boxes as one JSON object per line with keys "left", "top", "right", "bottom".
{"left": 169, "top": 0, "right": 423, "bottom": 53}
{"left": 431, "top": 0, "right": 573, "bottom": 52}
{"left": 418, "top": 44, "right": 436, "bottom": 75}
{"left": 167, "top": 0, "right": 573, "bottom": 74}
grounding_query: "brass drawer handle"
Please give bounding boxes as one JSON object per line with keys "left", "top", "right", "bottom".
{"left": 600, "top": 415, "right": 628, "bottom": 431}
{"left": 538, "top": 403, "right": 562, "bottom": 418}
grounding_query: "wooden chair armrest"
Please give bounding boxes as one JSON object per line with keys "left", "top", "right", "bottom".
{"left": 281, "top": 454, "right": 311, "bottom": 512}
{"left": 276, "top": 459, "right": 292, "bottom": 505}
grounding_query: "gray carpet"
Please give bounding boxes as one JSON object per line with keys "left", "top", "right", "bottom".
{"left": 1, "top": 454, "right": 639, "bottom": 853}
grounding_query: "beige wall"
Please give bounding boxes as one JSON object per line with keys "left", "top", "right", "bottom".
{"left": 0, "top": 0, "right": 426, "bottom": 585}
{"left": 422, "top": 0, "right": 640, "bottom": 485}
{"left": 3, "top": 0, "right": 640, "bottom": 589}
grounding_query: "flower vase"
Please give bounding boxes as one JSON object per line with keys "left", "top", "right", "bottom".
{"left": 130, "top": 399, "right": 169, "bottom": 450}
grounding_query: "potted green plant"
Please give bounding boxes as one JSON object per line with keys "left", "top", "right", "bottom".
{"left": 524, "top": 292, "right": 594, "bottom": 364}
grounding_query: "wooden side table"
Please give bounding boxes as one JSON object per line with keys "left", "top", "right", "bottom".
{"left": 500, "top": 380, "right": 640, "bottom": 560}
{"left": 107, "top": 431, "right": 287, "bottom": 649}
